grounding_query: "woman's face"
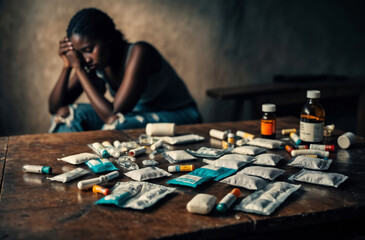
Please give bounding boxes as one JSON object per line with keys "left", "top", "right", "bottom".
{"left": 70, "top": 34, "right": 111, "bottom": 70}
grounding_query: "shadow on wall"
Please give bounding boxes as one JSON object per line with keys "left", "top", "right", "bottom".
{"left": 1, "top": 0, "right": 365, "bottom": 136}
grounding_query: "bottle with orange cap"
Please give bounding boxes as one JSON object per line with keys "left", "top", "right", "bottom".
{"left": 216, "top": 188, "right": 241, "bottom": 212}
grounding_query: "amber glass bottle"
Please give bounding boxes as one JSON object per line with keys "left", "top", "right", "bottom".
{"left": 299, "top": 90, "right": 325, "bottom": 143}
{"left": 261, "top": 103, "right": 276, "bottom": 139}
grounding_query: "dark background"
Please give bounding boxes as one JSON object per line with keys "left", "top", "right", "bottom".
{"left": 0, "top": 0, "right": 364, "bottom": 136}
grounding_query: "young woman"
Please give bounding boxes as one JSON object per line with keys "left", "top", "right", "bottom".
{"left": 49, "top": 8, "right": 202, "bottom": 132}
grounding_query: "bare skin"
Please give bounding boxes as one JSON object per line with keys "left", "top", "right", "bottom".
{"left": 49, "top": 34, "right": 161, "bottom": 124}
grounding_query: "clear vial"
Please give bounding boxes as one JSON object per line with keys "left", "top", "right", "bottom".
{"left": 261, "top": 103, "right": 276, "bottom": 139}
{"left": 300, "top": 90, "right": 325, "bottom": 143}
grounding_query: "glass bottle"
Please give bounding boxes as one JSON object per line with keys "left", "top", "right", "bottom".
{"left": 300, "top": 90, "right": 325, "bottom": 143}
{"left": 261, "top": 103, "right": 276, "bottom": 139}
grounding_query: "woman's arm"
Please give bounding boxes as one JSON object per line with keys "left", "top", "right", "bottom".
{"left": 48, "top": 37, "right": 83, "bottom": 115}
{"left": 113, "top": 43, "right": 157, "bottom": 114}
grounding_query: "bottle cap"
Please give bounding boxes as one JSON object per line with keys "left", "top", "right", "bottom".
{"left": 307, "top": 90, "right": 320, "bottom": 99}
{"left": 262, "top": 103, "right": 276, "bottom": 112}
{"left": 230, "top": 188, "right": 242, "bottom": 198}
{"left": 216, "top": 203, "right": 227, "bottom": 212}
{"left": 41, "top": 166, "right": 52, "bottom": 174}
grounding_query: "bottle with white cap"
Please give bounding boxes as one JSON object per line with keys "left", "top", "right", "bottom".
{"left": 261, "top": 103, "right": 276, "bottom": 139}
{"left": 300, "top": 90, "right": 325, "bottom": 143}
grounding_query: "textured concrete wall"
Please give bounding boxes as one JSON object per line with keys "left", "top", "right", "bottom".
{"left": 1, "top": 0, "right": 365, "bottom": 136}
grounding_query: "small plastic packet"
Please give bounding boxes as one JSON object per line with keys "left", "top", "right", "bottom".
{"left": 203, "top": 154, "right": 255, "bottom": 169}
{"left": 96, "top": 181, "right": 175, "bottom": 210}
{"left": 162, "top": 150, "right": 197, "bottom": 164}
{"left": 116, "top": 159, "right": 139, "bottom": 172}
{"left": 234, "top": 181, "right": 301, "bottom": 215}
{"left": 47, "top": 167, "right": 90, "bottom": 183}
{"left": 124, "top": 166, "right": 171, "bottom": 181}
{"left": 287, "top": 155, "right": 332, "bottom": 170}
{"left": 166, "top": 174, "right": 209, "bottom": 188}
{"left": 161, "top": 134, "right": 204, "bottom": 145}
{"left": 186, "top": 193, "right": 217, "bottom": 214}
{"left": 186, "top": 146, "right": 233, "bottom": 159}
{"left": 193, "top": 165, "right": 237, "bottom": 181}
{"left": 87, "top": 142, "right": 110, "bottom": 158}
{"left": 288, "top": 169, "right": 348, "bottom": 187}
{"left": 232, "top": 146, "right": 267, "bottom": 156}
{"left": 253, "top": 153, "right": 284, "bottom": 166}
{"left": 220, "top": 173, "right": 269, "bottom": 190}
{"left": 238, "top": 166, "right": 285, "bottom": 180}
{"left": 57, "top": 152, "right": 99, "bottom": 165}
{"left": 247, "top": 138, "right": 285, "bottom": 149}
{"left": 85, "top": 158, "right": 119, "bottom": 173}
{"left": 95, "top": 181, "right": 142, "bottom": 207}
{"left": 142, "top": 159, "right": 159, "bottom": 166}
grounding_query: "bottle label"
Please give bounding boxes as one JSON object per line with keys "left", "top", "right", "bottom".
{"left": 300, "top": 121, "right": 323, "bottom": 142}
{"left": 261, "top": 121, "right": 275, "bottom": 135}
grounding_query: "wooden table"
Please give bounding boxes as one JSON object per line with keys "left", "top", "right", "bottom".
{"left": 1, "top": 117, "right": 365, "bottom": 239}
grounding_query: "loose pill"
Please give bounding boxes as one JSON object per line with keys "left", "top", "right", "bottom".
{"left": 168, "top": 165, "right": 195, "bottom": 172}
{"left": 236, "top": 130, "right": 254, "bottom": 140}
{"left": 210, "top": 129, "right": 228, "bottom": 140}
{"left": 92, "top": 185, "right": 111, "bottom": 196}
{"left": 129, "top": 146, "right": 147, "bottom": 157}
{"left": 281, "top": 128, "right": 297, "bottom": 135}
{"left": 228, "top": 133, "right": 235, "bottom": 145}
{"left": 310, "top": 144, "right": 335, "bottom": 152}
{"left": 285, "top": 145, "right": 294, "bottom": 154}
{"left": 290, "top": 132, "right": 301, "bottom": 145}
{"left": 23, "top": 165, "right": 52, "bottom": 174}
{"left": 216, "top": 188, "right": 241, "bottom": 213}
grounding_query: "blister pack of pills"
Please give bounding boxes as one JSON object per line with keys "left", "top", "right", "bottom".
{"left": 234, "top": 181, "right": 301, "bottom": 215}
{"left": 96, "top": 181, "right": 175, "bottom": 210}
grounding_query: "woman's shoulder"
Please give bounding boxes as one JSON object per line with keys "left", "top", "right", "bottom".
{"left": 130, "top": 41, "right": 159, "bottom": 55}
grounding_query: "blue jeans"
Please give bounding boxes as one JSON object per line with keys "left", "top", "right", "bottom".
{"left": 49, "top": 103, "right": 202, "bottom": 133}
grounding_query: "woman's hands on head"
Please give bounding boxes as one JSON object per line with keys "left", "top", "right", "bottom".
{"left": 58, "top": 37, "right": 85, "bottom": 70}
